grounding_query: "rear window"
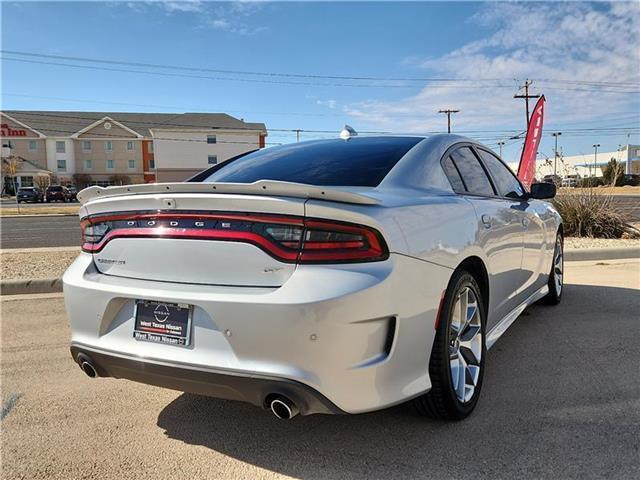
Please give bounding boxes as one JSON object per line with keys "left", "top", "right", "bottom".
{"left": 47, "top": 186, "right": 62, "bottom": 192}
{"left": 19, "top": 188, "right": 35, "bottom": 192}
{"left": 201, "top": 137, "right": 422, "bottom": 187}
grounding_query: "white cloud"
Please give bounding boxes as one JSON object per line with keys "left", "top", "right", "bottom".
{"left": 128, "top": 1, "right": 266, "bottom": 35}
{"left": 344, "top": 2, "right": 640, "bottom": 138}
{"left": 317, "top": 99, "right": 337, "bottom": 109}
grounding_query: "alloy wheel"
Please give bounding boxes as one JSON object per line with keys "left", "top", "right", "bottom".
{"left": 554, "top": 237, "right": 564, "bottom": 295}
{"left": 449, "top": 287, "right": 483, "bottom": 403}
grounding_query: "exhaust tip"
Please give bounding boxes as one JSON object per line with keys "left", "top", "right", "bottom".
{"left": 270, "top": 396, "right": 299, "bottom": 420}
{"left": 80, "top": 361, "right": 97, "bottom": 378}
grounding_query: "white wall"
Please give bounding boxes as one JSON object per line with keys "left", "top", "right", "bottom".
{"left": 152, "top": 129, "right": 262, "bottom": 170}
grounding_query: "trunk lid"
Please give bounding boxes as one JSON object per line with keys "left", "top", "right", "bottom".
{"left": 82, "top": 192, "right": 307, "bottom": 287}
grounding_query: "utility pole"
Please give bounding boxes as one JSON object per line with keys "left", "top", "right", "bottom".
{"left": 592, "top": 143, "right": 601, "bottom": 178}
{"left": 552, "top": 132, "right": 562, "bottom": 178}
{"left": 294, "top": 129, "right": 301, "bottom": 142}
{"left": 514, "top": 79, "right": 541, "bottom": 128}
{"left": 497, "top": 141, "right": 505, "bottom": 158}
{"left": 438, "top": 109, "right": 459, "bottom": 134}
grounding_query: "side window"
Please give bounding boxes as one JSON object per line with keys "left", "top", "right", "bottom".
{"left": 477, "top": 149, "right": 525, "bottom": 199}
{"left": 450, "top": 147, "right": 495, "bottom": 196}
{"left": 441, "top": 156, "right": 466, "bottom": 193}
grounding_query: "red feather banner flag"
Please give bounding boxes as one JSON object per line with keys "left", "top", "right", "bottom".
{"left": 517, "top": 95, "right": 546, "bottom": 190}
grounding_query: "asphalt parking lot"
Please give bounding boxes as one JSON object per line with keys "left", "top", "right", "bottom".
{"left": 1, "top": 260, "right": 639, "bottom": 480}
{"left": 0, "top": 215, "right": 80, "bottom": 248}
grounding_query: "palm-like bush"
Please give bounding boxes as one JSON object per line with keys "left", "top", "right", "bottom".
{"left": 553, "top": 190, "right": 638, "bottom": 238}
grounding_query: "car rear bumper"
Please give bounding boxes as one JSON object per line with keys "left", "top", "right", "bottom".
{"left": 63, "top": 251, "right": 451, "bottom": 414}
{"left": 71, "top": 343, "right": 343, "bottom": 415}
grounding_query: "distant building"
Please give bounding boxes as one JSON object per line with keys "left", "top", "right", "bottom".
{"left": 0, "top": 111, "right": 267, "bottom": 191}
{"left": 507, "top": 144, "right": 640, "bottom": 179}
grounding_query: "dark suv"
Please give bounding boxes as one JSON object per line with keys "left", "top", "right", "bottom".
{"left": 17, "top": 187, "right": 44, "bottom": 203}
{"left": 46, "top": 185, "right": 72, "bottom": 202}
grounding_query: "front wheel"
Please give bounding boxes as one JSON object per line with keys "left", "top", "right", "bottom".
{"left": 540, "top": 233, "right": 563, "bottom": 305}
{"left": 413, "top": 270, "right": 486, "bottom": 420}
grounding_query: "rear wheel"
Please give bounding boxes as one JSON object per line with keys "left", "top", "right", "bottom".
{"left": 413, "top": 270, "right": 486, "bottom": 420}
{"left": 540, "top": 233, "right": 563, "bottom": 305}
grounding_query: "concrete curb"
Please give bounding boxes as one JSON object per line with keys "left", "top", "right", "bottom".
{"left": 565, "top": 246, "right": 639, "bottom": 261}
{"left": 1, "top": 247, "right": 637, "bottom": 296}
{"left": 0, "top": 278, "right": 63, "bottom": 296}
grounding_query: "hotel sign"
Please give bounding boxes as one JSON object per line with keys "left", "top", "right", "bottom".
{"left": 1, "top": 123, "right": 27, "bottom": 137}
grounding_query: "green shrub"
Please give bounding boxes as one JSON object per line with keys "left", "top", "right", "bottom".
{"left": 552, "top": 190, "right": 638, "bottom": 238}
{"left": 578, "top": 177, "right": 605, "bottom": 188}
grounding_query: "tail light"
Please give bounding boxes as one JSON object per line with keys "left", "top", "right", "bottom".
{"left": 81, "top": 212, "right": 388, "bottom": 264}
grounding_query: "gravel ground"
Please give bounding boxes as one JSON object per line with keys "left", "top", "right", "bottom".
{"left": 564, "top": 237, "right": 640, "bottom": 249}
{"left": 1, "top": 248, "right": 79, "bottom": 280}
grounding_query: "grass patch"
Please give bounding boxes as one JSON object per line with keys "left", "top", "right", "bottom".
{"left": 0, "top": 205, "right": 79, "bottom": 216}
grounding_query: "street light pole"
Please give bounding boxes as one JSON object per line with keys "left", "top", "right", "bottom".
{"left": 497, "top": 141, "right": 505, "bottom": 159}
{"left": 552, "top": 132, "right": 562, "bottom": 178}
{"left": 593, "top": 143, "right": 601, "bottom": 178}
{"left": 593, "top": 143, "right": 600, "bottom": 177}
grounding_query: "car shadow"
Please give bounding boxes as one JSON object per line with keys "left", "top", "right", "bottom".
{"left": 156, "top": 283, "right": 640, "bottom": 479}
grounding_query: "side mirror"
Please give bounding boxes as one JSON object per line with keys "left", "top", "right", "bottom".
{"left": 529, "top": 182, "right": 556, "bottom": 200}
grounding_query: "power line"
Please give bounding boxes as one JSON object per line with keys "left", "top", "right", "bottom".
{"left": 3, "top": 50, "right": 638, "bottom": 88}
{"left": 2, "top": 54, "right": 639, "bottom": 93}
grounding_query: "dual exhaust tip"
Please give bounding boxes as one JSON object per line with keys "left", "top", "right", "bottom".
{"left": 78, "top": 355, "right": 300, "bottom": 420}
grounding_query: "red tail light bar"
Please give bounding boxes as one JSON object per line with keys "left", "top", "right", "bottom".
{"left": 80, "top": 211, "right": 388, "bottom": 264}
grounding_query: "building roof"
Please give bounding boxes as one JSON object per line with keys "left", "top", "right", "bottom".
{"left": 2, "top": 111, "right": 267, "bottom": 137}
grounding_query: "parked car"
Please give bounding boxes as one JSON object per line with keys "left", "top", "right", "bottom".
{"left": 561, "top": 175, "right": 581, "bottom": 187}
{"left": 17, "top": 187, "right": 44, "bottom": 203}
{"left": 542, "top": 174, "right": 561, "bottom": 186}
{"left": 64, "top": 135, "right": 563, "bottom": 421}
{"left": 46, "top": 185, "right": 72, "bottom": 202}
{"left": 67, "top": 185, "right": 78, "bottom": 202}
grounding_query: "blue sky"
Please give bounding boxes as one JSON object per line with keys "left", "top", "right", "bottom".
{"left": 1, "top": 1, "right": 639, "bottom": 163}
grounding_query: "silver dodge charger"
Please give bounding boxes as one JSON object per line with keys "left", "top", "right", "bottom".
{"left": 63, "top": 134, "right": 563, "bottom": 420}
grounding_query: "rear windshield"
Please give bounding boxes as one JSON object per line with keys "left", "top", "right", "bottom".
{"left": 201, "top": 136, "right": 422, "bottom": 187}
{"left": 19, "top": 188, "right": 35, "bottom": 192}
{"left": 47, "top": 186, "right": 62, "bottom": 191}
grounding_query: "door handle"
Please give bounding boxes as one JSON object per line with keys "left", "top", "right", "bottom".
{"left": 481, "top": 214, "right": 492, "bottom": 228}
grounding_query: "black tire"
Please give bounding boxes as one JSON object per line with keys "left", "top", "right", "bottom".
{"left": 540, "top": 232, "right": 563, "bottom": 305}
{"left": 413, "top": 270, "right": 487, "bottom": 420}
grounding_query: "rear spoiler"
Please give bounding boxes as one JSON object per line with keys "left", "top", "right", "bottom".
{"left": 76, "top": 180, "right": 380, "bottom": 206}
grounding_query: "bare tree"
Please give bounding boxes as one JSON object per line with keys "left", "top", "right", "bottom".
{"left": 108, "top": 174, "right": 131, "bottom": 186}
{"left": 34, "top": 175, "right": 51, "bottom": 190}
{"left": 72, "top": 173, "right": 92, "bottom": 190}
{"left": 1, "top": 156, "right": 23, "bottom": 212}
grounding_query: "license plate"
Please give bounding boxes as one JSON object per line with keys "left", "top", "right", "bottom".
{"left": 133, "top": 300, "right": 192, "bottom": 347}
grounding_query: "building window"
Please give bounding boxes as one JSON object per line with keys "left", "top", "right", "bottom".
{"left": 128, "top": 159, "right": 136, "bottom": 170}
{"left": 20, "top": 176, "right": 34, "bottom": 187}
{"left": 208, "top": 155, "right": 218, "bottom": 165}
{"left": 82, "top": 140, "right": 92, "bottom": 151}
{"left": 207, "top": 135, "right": 217, "bottom": 144}
{"left": 4, "top": 140, "right": 14, "bottom": 148}
{"left": 56, "top": 141, "right": 66, "bottom": 153}
{"left": 149, "top": 159, "right": 155, "bottom": 170}
{"left": 106, "top": 159, "right": 114, "bottom": 170}
{"left": 104, "top": 140, "right": 113, "bottom": 151}
{"left": 147, "top": 142, "right": 154, "bottom": 153}
{"left": 57, "top": 159, "right": 67, "bottom": 171}
{"left": 85, "top": 159, "right": 92, "bottom": 170}
{"left": 127, "top": 141, "right": 134, "bottom": 151}
{"left": 28, "top": 140, "right": 37, "bottom": 152}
